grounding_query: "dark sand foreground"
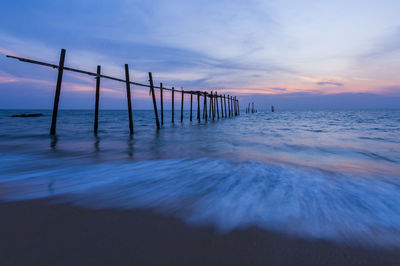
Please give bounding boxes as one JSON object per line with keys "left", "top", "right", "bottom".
{"left": 0, "top": 198, "right": 399, "bottom": 266}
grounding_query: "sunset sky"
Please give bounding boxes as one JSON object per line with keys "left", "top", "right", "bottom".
{"left": 0, "top": 0, "right": 399, "bottom": 109}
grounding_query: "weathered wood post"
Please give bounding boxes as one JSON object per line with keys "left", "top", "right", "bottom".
{"left": 94, "top": 65, "right": 101, "bottom": 135}
{"left": 224, "top": 95, "right": 227, "bottom": 118}
{"left": 230, "top": 96, "right": 234, "bottom": 117}
{"left": 220, "top": 95, "right": 224, "bottom": 118}
{"left": 234, "top": 97, "right": 237, "bottom": 116}
{"left": 172, "top": 87, "right": 175, "bottom": 123}
{"left": 209, "top": 91, "right": 212, "bottom": 119}
{"left": 160, "top": 82, "right": 164, "bottom": 125}
{"left": 190, "top": 92, "right": 193, "bottom": 122}
{"left": 227, "top": 95, "right": 231, "bottom": 117}
{"left": 125, "top": 64, "right": 134, "bottom": 135}
{"left": 211, "top": 92, "right": 215, "bottom": 120}
{"left": 50, "top": 48, "right": 66, "bottom": 135}
{"left": 148, "top": 72, "right": 160, "bottom": 129}
{"left": 204, "top": 93, "right": 208, "bottom": 121}
{"left": 230, "top": 96, "right": 233, "bottom": 116}
{"left": 197, "top": 91, "right": 200, "bottom": 122}
{"left": 203, "top": 93, "right": 206, "bottom": 119}
{"left": 233, "top": 97, "right": 236, "bottom": 116}
{"left": 181, "top": 89, "right": 184, "bottom": 123}
{"left": 237, "top": 99, "right": 240, "bottom": 115}
{"left": 215, "top": 92, "right": 219, "bottom": 119}
{"left": 236, "top": 98, "right": 239, "bottom": 116}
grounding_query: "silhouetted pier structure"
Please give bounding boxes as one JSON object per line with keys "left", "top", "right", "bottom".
{"left": 6, "top": 49, "right": 241, "bottom": 135}
{"left": 245, "top": 102, "right": 257, "bottom": 113}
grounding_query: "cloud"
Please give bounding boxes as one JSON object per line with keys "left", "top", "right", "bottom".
{"left": 358, "top": 26, "right": 400, "bottom": 60}
{"left": 316, "top": 81, "right": 343, "bottom": 87}
{"left": 270, "top": 87, "right": 287, "bottom": 92}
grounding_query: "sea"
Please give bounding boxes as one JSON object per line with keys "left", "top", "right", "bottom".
{"left": 0, "top": 109, "right": 399, "bottom": 246}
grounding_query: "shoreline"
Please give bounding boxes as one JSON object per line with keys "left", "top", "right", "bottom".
{"left": 0, "top": 198, "right": 399, "bottom": 265}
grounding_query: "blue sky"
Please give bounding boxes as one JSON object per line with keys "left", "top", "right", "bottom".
{"left": 0, "top": 0, "right": 399, "bottom": 109}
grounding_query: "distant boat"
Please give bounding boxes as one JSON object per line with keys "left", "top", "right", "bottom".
{"left": 271, "top": 105, "right": 274, "bottom": 112}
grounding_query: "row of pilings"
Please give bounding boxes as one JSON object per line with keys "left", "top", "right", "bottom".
{"left": 7, "top": 49, "right": 241, "bottom": 136}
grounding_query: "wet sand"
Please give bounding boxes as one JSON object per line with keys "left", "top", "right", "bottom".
{"left": 0, "top": 198, "right": 399, "bottom": 266}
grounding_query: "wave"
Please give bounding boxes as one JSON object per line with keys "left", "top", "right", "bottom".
{"left": 1, "top": 154, "right": 400, "bottom": 247}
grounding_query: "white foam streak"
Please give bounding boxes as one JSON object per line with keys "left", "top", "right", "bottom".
{"left": 1, "top": 154, "right": 400, "bottom": 247}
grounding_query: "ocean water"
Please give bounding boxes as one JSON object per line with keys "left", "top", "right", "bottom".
{"left": 0, "top": 109, "right": 400, "bottom": 246}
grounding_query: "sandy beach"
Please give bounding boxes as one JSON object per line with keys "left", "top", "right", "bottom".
{"left": 0, "top": 198, "right": 399, "bottom": 266}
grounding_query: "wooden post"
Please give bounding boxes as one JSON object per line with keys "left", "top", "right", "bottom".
{"left": 232, "top": 97, "right": 237, "bottom": 116}
{"left": 209, "top": 91, "right": 212, "bottom": 119}
{"left": 213, "top": 92, "right": 216, "bottom": 120}
{"left": 94, "top": 65, "right": 101, "bottom": 135}
{"left": 203, "top": 93, "right": 206, "bottom": 119}
{"left": 233, "top": 97, "right": 236, "bottom": 116}
{"left": 227, "top": 95, "right": 231, "bottom": 117}
{"left": 210, "top": 91, "right": 215, "bottom": 120}
{"left": 50, "top": 48, "right": 66, "bottom": 135}
{"left": 204, "top": 93, "right": 208, "bottom": 121}
{"left": 232, "top": 97, "right": 235, "bottom": 116}
{"left": 190, "top": 92, "right": 193, "bottom": 122}
{"left": 215, "top": 92, "right": 219, "bottom": 119}
{"left": 230, "top": 96, "right": 233, "bottom": 117}
{"left": 172, "top": 87, "right": 175, "bottom": 123}
{"left": 234, "top": 97, "right": 237, "bottom": 116}
{"left": 237, "top": 99, "right": 240, "bottom": 115}
{"left": 224, "top": 95, "right": 227, "bottom": 118}
{"left": 148, "top": 72, "right": 160, "bottom": 129}
{"left": 125, "top": 64, "right": 134, "bottom": 135}
{"left": 197, "top": 91, "right": 200, "bottom": 122}
{"left": 220, "top": 95, "right": 224, "bottom": 118}
{"left": 181, "top": 89, "right": 184, "bottom": 123}
{"left": 160, "top": 82, "right": 164, "bottom": 125}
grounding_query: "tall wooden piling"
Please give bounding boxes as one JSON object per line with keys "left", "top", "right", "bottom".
{"left": 94, "top": 65, "right": 101, "bottom": 135}
{"left": 212, "top": 92, "right": 215, "bottom": 120}
{"left": 234, "top": 97, "right": 236, "bottom": 116}
{"left": 190, "top": 92, "right": 193, "bottom": 122}
{"left": 227, "top": 95, "right": 231, "bottom": 117}
{"left": 209, "top": 91, "right": 212, "bottom": 119}
{"left": 160, "top": 82, "right": 164, "bottom": 125}
{"left": 224, "top": 95, "right": 227, "bottom": 118}
{"left": 234, "top": 97, "right": 237, "bottom": 116}
{"left": 148, "top": 72, "right": 160, "bottom": 129}
{"left": 50, "top": 48, "right": 66, "bottom": 135}
{"left": 215, "top": 92, "right": 219, "bottom": 119}
{"left": 204, "top": 93, "right": 208, "bottom": 121}
{"left": 220, "top": 95, "right": 224, "bottom": 117}
{"left": 197, "top": 91, "right": 200, "bottom": 122}
{"left": 237, "top": 99, "right": 240, "bottom": 115}
{"left": 181, "top": 89, "right": 184, "bottom": 123}
{"left": 172, "top": 87, "right": 175, "bottom": 123}
{"left": 124, "top": 64, "right": 134, "bottom": 135}
{"left": 233, "top": 97, "right": 236, "bottom": 116}
{"left": 203, "top": 93, "right": 206, "bottom": 119}
{"left": 230, "top": 96, "right": 234, "bottom": 117}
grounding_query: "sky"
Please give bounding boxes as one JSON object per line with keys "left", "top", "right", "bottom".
{"left": 0, "top": 0, "right": 399, "bottom": 109}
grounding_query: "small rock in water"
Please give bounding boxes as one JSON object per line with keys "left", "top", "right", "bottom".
{"left": 10, "top": 113, "right": 44, "bottom": 118}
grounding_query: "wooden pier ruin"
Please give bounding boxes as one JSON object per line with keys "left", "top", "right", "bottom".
{"left": 6, "top": 49, "right": 241, "bottom": 135}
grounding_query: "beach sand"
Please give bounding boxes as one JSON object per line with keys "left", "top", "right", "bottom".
{"left": 0, "top": 198, "right": 398, "bottom": 266}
